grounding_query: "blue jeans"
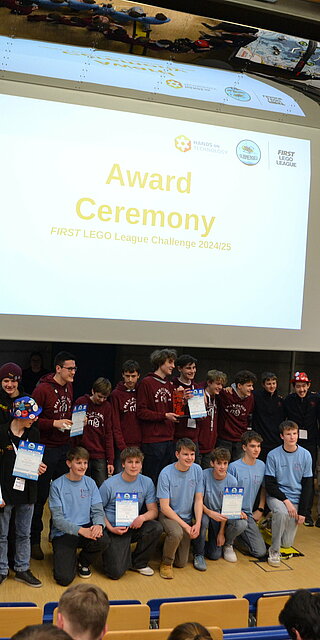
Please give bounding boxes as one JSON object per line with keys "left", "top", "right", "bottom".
{"left": 193, "top": 513, "right": 247, "bottom": 560}
{"left": 0, "top": 503, "right": 34, "bottom": 573}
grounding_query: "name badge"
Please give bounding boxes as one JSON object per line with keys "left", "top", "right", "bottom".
{"left": 13, "top": 477, "right": 25, "bottom": 492}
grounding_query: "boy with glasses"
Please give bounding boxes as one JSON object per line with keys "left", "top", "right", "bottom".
{"left": 31, "top": 351, "right": 76, "bottom": 560}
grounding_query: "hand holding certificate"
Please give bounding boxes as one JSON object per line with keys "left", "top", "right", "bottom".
{"left": 70, "top": 404, "right": 87, "bottom": 437}
{"left": 115, "top": 492, "right": 139, "bottom": 527}
{"left": 188, "top": 389, "right": 207, "bottom": 419}
{"left": 221, "top": 487, "right": 244, "bottom": 519}
{"left": 12, "top": 441, "right": 45, "bottom": 481}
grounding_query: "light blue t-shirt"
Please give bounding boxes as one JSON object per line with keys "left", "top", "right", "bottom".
{"left": 157, "top": 463, "right": 203, "bottom": 523}
{"left": 265, "top": 445, "right": 313, "bottom": 503}
{"left": 228, "top": 458, "right": 265, "bottom": 515}
{"left": 99, "top": 472, "right": 156, "bottom": 527}
{"left": 203, "top": 469, "right": 238, "bottom": 512}
{"left": 49, "top": 474, "right": 104, "bottom": 538}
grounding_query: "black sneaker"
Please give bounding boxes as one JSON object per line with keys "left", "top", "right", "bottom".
{"left": 78, "top": 563, "right": 92, "bottom": 579}
{"left": 14, "top": 570, "right": 42, "bottom": 587}
{"left": 315, "top": 517, "right": 320, "bottom": 528}
{"left": 304, "top": 515, "right": 314, "bottom": 527}
{"left": 0, "top": 574, "right": 8, "bottom": 585}
{"left": 31, "top": 543, "right": 44, "bottom": 560}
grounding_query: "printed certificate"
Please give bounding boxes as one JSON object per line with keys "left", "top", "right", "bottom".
{"left": 115, "top": 492, "right": 139, "bottom": 527}
{"left": 70, "top": 404, "right": 87, "bottom": 437}
{"left": 188, "top": 389, "right": 207, "bottom": 419}
{"left": 12, "top": 441, "right": 45, "bottom": 481}
{"left": 221, "top": 486, "right": 244, "bottom": 519}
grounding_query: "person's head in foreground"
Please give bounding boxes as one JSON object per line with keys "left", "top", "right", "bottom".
{"left": 11, "top": 624, "right": 72, "bottom": 640}
{"left": 57, "top": 583, "right": 109, "bottom": 640}
{"left": 279, "top": 589, "right": 320, "bottom": 640}
{"left": 167, "top": 622, "right": 212, "bottom": 640}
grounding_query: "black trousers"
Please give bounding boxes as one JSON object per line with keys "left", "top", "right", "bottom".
{"left": 102, "top": 520, "right": 163, "bottom": 580}
{"left": 142, "top": 441, "right": 175, "bottom": 485}
{"left": 52, "top": 531, "right": 109, "bottom": 586}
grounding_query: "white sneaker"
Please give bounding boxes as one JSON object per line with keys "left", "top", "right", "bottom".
{"left": 223, "top": 544, "right": 237, "bottom": 563}
{"left": 135, "top": 566, "right": 154, "bottom": 576}
{"left": 268, "top": 549, "right": 281, "bottom": 567}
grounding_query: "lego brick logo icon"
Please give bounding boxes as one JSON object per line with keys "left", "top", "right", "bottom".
{"left": 166, "top": 79, "right": 183, "bottom": 89}
{"left": 175, "top": 135, "right": 191, "bottom": 152}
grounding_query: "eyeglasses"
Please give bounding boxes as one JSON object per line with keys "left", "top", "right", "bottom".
{"left": 62, "top": 366, "right": 77, "bottom": 372}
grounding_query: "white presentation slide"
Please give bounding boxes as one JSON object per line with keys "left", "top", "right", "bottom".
{"left": 0, "top": 93, "right": 310, "bottom": 329}
{"left": 0, "top": 36, "right": 305, "bottom": 117}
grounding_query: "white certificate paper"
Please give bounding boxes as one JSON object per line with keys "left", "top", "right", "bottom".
{"left": 115, "top": 492, "right": 139, "bottom": 527}
{"left": 70, "top": 404, "right": 87, "bottom": 437}
{"left": 221, "top": 486, "right": 244, "bottom": 519}
{"left": 12, "top": 441, "right": 45, "bottom": 481}
{"left": 188, "top": 389, "right": 207, "bottom": 419}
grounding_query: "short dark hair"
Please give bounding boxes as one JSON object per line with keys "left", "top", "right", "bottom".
{"left": 241, "top": 430, "right": 263, "bottom": 446}
{"left": 167, "top": 622, "right": 212, "bottom": 640}
{"left": 120, "top": 446, "right": 144, "bottom": 463}
{"left": 279, "top": 590, "right": 320, "bottom": 640}
{"left": 261, "top": 371, "right": 278, "bottom": 384}
{"left": 54, "top": 351, "right": 76, "bottom": 369}
{"left": 92, "top": 377, "right": 112, "bottom": 396}
{"left": 58, "top": 584, "right": 109, "bottom": 640}
{"left": 66, "top": 446, "right": 89, "bottom": 462}
{"left": 122, "top": 359, "right": 141, "bottom": 374}
{"left": 210, "top": 447, "right": 231, "bottom": 463}
{"left": 176, "top": 438, "right": 196, "bottom": 453}
{"left": 279, "top": 420, "right": 298, "bottom": 435}
{"left": 150, "top": 349, "right": 177, "bottom": 370}
{"left": 11, "top": 625, "right": 72, "bottom": 640}
{"left": 235, "top": 370, "right": 257, "bottom": 386}
{"left": 176, "top": 354, "right": 198, "bottom": 368}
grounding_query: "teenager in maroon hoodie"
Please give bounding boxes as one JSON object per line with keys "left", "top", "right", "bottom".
{"left": 172, "top": 354, "right": 201, "bottom": 444}
{"left": 75, "top": 377, "right": 114, "bottom": 487}
{"left": 136, "top": 349, "right": 179, "bottom": 484}
{"left": 30, "top": 351, "right": 76, "bottom": 560}
{"left": 110, "top": 360, "right": 142, "bottom": 473}
{"left": 198, "top": 369, "right": 227, "bottom": 469}
{"left": 217, "top": 369, "right": 256, "bottom": 461}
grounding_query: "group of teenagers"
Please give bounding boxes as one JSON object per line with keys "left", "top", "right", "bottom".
{"left": 0, "top": 348, "right": 317, "bottom": 587}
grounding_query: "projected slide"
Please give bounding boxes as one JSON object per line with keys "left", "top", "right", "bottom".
{"left": 0, "top": 36, "right": 305, "bottom": 117}
{"left": 0, "top": 93, "right": 310, "bottom": 329}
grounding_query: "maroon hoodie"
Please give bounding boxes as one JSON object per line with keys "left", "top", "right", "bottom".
{"left": 110, "top": 382, "right": 141, "bottom": 449}
{"left": 172, "top": 376, "right": 201, "bottom": 442}
{"left": 136, "top": 372, "right": 174, "bottom": 443}
{"left": 75, "top": 394, "right": 114, "bottom": 463}
{"left": 217, "top": 386, "right": 254, "bottom": 442}
{"left": 198, "top": 389, "right": 218, "bottom": 453}
{"left": 32, "top": 373, "right": 73, "bottom": 448}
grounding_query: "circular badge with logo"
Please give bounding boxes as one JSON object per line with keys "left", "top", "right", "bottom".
{"left": 236, "top": 140, "right": 261, "bottom": 165}
{"left": 225, "top": 87, "right": 251, "bottom": 102}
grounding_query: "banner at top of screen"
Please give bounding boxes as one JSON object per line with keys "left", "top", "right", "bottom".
{"left": 0, "top": 36, "right": 305, "bottom": 117}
